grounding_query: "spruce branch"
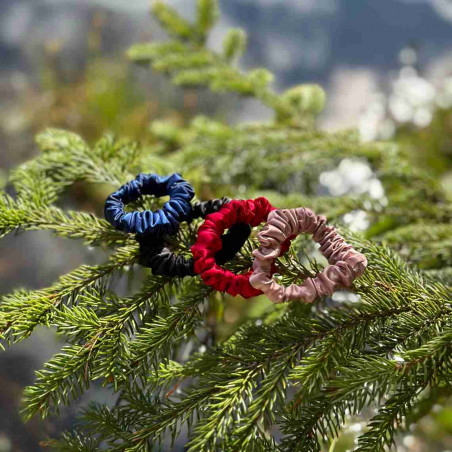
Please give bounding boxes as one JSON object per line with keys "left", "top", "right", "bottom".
{"left": 1, "top": 245, "right": 138, "bottom": 344}
{"left": 130, "top": 1, "right": 325, "bottom": 125}
{"left": 0, "top": 198, "right": 129, "bottom": 246}
{"left": 354, "top": 387, "right": 421, "bottom": 452}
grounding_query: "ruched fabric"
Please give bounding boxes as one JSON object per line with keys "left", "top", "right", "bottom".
{"left": 249, "top": 208, "right": 368, "bottom": 303}
{"left": 138, "top": 198, "right": 252, "bottom": 277}
{"left": 104, "top": 173, "right": 194, "bottom": 237}
{"left": 191, "top": 198, "right": 293, "bottom": 298}
{"left": 188, "top": 197, "right": 231, "bottom": 222}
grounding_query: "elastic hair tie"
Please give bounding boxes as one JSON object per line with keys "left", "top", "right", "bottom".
{"left": 249, "top": 208, "right": 368, "bottom": 303}
{"left": 104, "top": 173, "right": 195, "bottom": 237}
{"left": 191, "top": 197, "right": 293, "bottom": 299}
{"left": 138, "top": 198, "right": 252, "bottom": 277}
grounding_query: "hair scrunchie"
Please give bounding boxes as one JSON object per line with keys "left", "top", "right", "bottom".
{"left": 249, "top": 208, "right": 368, "bottom": 303}
{"left": 104, "top": 173, "right": 195, "bottom": 236}
{"left": 191, "top": 197, "right": 293, "bottom": 299}
{"left": 137, "top": 198, "right": 252, "bottom": 277}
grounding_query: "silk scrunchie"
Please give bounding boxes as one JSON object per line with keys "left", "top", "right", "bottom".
{"left": 104, "top": 173, "right": 195, "bottom": 237}
{"left": 249, "top": 208, "right": 368, "bottom": 303}
{"left": 191, "top": 197, "right": 292, "bottom": 298}
{"left": 137, "top": 198, "right": 252, "bottom": 277}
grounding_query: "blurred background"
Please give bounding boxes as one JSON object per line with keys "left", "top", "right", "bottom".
{"left": 2, "top": 0, "right": 452, "bottom": 450}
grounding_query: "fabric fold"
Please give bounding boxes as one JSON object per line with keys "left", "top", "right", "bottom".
{"left": 250, "top": 208, "right": 367, "bottom": 303}
{"left": 191, "top": 198, "right": 293, "bottom": 298}
{"left": 138, "top": 199, "right": 251, "bottom": 277}
{"left": 104, "top": 173, "right": 195, "bottom": 237}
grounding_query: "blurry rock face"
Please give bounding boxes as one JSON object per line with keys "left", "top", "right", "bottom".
{"left": 1, "top": 0, "right": 452, "bottom": 137}
{"left": 2, "top": 0, "right": 452, "bottom": 84}
{"left": 0, "top": 0, "right": 150, "bottom": 68}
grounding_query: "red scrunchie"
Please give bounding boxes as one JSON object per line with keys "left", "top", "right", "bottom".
{"left": 191, "top": 197, "right": 292, "bottom": 298}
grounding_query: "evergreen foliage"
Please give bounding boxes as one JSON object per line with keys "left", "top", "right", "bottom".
{"left": 2, "top": 1, "right": 452, "bottom": 450}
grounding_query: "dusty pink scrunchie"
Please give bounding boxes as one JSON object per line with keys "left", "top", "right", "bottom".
{"left": 249, "top": 208, "right": 367, "bottom": 303}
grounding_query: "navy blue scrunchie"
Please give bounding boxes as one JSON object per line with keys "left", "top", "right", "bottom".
{"left": 104, "top": 173, "right": 195, "bottom": 237}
